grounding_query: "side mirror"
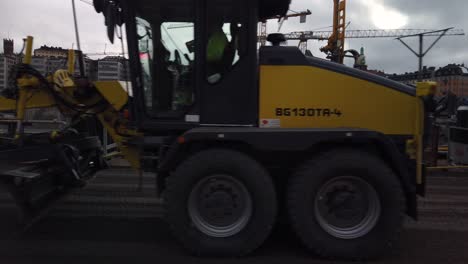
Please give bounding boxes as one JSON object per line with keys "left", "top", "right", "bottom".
{"left": 94, "top": 0, "right": 124, "bottom": 43}
{"left": 105, "top": 2, "right": 117, "bottom": 43}
{"left": 93, "top": 0, "right": 105, "bottom": 13}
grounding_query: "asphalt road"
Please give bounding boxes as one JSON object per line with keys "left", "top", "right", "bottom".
{"left": 0, "top": 168, "right": 468, "bottom": 264}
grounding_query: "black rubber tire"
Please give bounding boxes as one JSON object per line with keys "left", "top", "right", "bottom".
{"left": 287, "top": 149, "right": 405, "bottom": 260}
{"left": 165, "top": 149, "right": 277, "bottom": 257}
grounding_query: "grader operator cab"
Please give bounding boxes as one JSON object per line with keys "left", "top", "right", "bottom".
{"left": 0, "top": 0, "right": 434, "bottom": 259}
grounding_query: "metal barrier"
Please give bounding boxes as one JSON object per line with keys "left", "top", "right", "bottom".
{"left": 102, "top": 129, "right": 119, "bottom": 156}
{"left": 448, "top": 126, "right": 468, "bottom": 165}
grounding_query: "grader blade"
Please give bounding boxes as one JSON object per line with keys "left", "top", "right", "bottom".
{"left": 0, "top": 136, "right": 105, "bottom": 229}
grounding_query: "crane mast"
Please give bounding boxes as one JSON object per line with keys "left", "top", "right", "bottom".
{"left": 319, "top": 0, "right": 346, "bottom": 63}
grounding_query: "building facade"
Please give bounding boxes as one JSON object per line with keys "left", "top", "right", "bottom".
{"left": 389, "top": 64, "right": 468, "bottom": 97}
{"left": 31, "top": 57, "right": 48, "bottom": 76}
{"left": 97, "top": 56, "right": 129, "bottom": 81}
{"left": 34, "top": 45, "right": 70, "bottom": 58}
{"left": 433, "top": 65, "right": 468, "bottom": 97}
{"left": 47, "top": 57, "right": 68, "bottom": 74}
{"left": 2, "top": 43, "right": 127, "bottom": 93}
{"left": 0, "top": 55, "right": 18, "bottom": 91}
{"left": 72, "top": 58, "right": 98, "bottom": 81}
{"left": 3, "top": 39, "right": 14, "bottom": 56}
{"left": 388, "top": 66, "right": 436, "bottom": 86}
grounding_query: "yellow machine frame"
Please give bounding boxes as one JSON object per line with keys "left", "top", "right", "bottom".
{"left": 0, "top": 36, "right": 141, "bottom": 170}
{"left": 259, "top": 66, "right": 432, "bottom": 185}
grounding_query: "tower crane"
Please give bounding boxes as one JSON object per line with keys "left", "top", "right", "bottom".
{"left": 283, "top": 0, "right": 465, "bottom": 68}
{"left": 285, "top": 28, "right": 465, "bottom": 52}
{"left": 85, "top": 52, "right": 126, "bottom": 56}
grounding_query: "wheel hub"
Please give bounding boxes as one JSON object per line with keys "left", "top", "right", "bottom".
{"left": 188, "top": 175, "right": 252, "bottom": 238}
{"left": 315, "top": 176, "right": 381, "bottom": 239}
{"left": 323, "top": 184, "right": 368, "bottom": 228}
{"left": 199, "top": 183, "right": 243, "bottom": 226}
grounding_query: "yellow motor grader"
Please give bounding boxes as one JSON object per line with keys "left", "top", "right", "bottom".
{"left": 0, "top": 0, "right": 435, "bottom": 259}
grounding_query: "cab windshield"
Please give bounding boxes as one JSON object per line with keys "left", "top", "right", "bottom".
{"left": 136, "top": 13, "right": 195, "bottom": 117}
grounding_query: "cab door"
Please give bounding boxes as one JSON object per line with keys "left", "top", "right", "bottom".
{"left": 126, "top": 0, "right": 199, "bottom": 130}
{"left": 198, "top": 0, "right": 259, "bottom": 126}
{"left": 126, "top": 0, "right": 259, "bottom": 130}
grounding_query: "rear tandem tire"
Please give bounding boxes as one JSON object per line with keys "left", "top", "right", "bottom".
{"left": 165, "top": 149, "right": 277, "bottom": 257}
{"left": 287, "top": 149, "right": 405, "bottom": 260}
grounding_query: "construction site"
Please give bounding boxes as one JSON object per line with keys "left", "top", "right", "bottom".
{"left": 1, "top": 0, "right": 468, "bottom": 263}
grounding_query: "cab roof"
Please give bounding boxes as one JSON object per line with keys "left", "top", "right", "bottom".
{"left": 98, "top": 0, "right": 291, "bottom": 21}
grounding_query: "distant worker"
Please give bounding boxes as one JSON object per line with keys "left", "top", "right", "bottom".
{"left": 356, "top": 47, "right": 367, "bottom": 66}
{"left": 436, "top": 88, "right": 458, "bottom": 117}
{"left": 422, "top": 83, "right": 437, "bottom": 146}
{"left": 206, "top": 16, "right": 228, "bottom": 83}
{"left": 354, "top": 46, "right": 367, "bottom": 70}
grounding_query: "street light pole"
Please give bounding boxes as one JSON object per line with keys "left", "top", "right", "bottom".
{"left": 396, "top": 28, "right": 456, "bottom": 82}
{"left": 418, "top": 34, "right": 423, "bottom": 81}
{"left": 71, "top": 0, "right": 85, "bottom": 77}
{"left": 71, "top": 0, "right": 82, "bottom": 52}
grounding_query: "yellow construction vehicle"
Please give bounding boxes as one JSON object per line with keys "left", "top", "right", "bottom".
{"left": 0, "top": 0, "right": 435, "bottom": 259}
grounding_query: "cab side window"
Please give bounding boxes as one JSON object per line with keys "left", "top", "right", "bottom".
{"left": 136, "top": 6, "right": 195, "bottom": 118}
{"left": 136, "top": 18, "right": 154, "bottom": 111}
{"left": 160, "top": 22, "right": 195, "bottom": 112}
{"left": 206, "top": 0, "right": 245, "bottom": 84}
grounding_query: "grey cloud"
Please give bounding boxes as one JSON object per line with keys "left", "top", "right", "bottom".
{"left": 0, "top": 0, "right": 121, "bottom": 55}
{"left": 280, "top": 0, "right": 468, "bottom": 73}
{"left": 0, "top": 0, "right": 466, "bottom": 73}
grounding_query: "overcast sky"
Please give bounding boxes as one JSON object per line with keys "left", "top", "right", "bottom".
{"left": 1, "top": 0, "right": 467, "bottom": 73}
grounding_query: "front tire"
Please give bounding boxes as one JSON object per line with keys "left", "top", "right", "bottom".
{"left": 165, "top": 149, "right": 277, "bottom": 257}
{"left": 287, "top": 149, "right": 405, "bottom": 260}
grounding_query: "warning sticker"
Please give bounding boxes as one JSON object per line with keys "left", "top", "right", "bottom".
{"left": 185, "top": 115, "right": 200, "bottom": 123}
{"left": 260, "top": 119, "right": 281, "bottom": 128}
